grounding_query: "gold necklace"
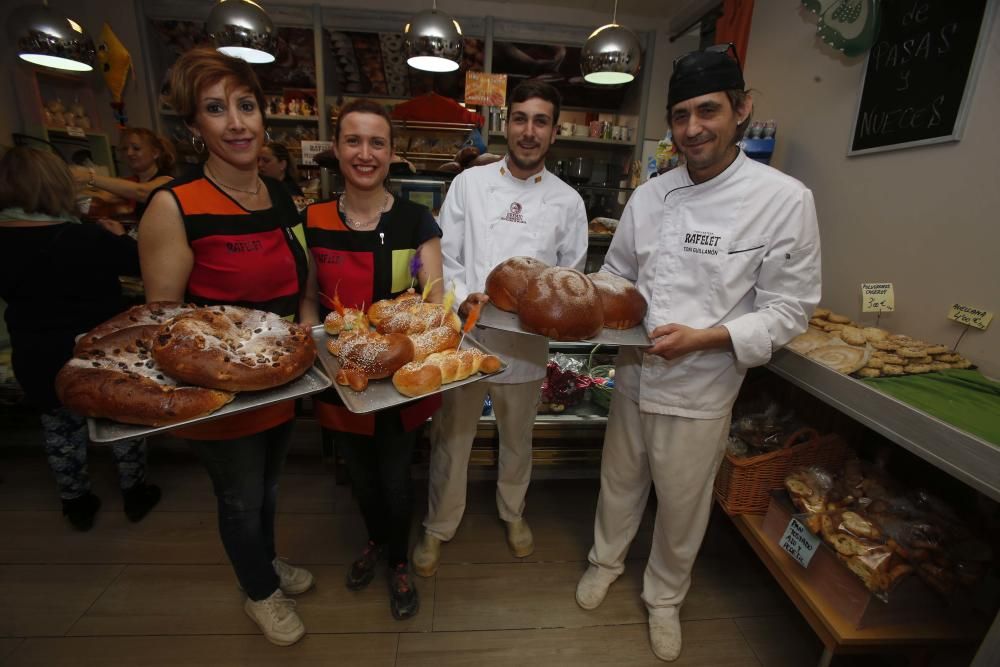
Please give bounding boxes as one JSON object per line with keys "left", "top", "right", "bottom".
{"left": 340, "top": 191, "right": 389, "bottom": 230}
{"left": 205, "top": 164, "right": 262, "bottom": 195}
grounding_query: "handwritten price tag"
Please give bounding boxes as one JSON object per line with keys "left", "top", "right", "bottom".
{"left": 948, "top": 304, "right": 993, "bottom": 331}
{"left": 779, "top": 517, "right": 820, "bottom": 568}
{"left": 861, "top": 282, "right": 895, "bottom": 313}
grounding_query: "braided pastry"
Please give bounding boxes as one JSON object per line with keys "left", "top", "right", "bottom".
{"left": 366, "top": 291, "right": 423, "bottom": 327}
{"left": 392, "top": 348, "right": 503, "bottom": 397}
{"left": 375, "top": 301, "right": 461, "bottom": 335}
{"left": 327, "top": 331, "right": 415, "bottom": 392}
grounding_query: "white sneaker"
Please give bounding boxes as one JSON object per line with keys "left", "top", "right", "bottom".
{"left": 244, "top": 589, "right": 305, "bottom": 646}
{"left": 505, "top": 518, "right": 534, "bottom": 558}
{"left": 412, "top": 532, "right": 442, "bottom": 578}
{"left": 575, "top": 564, "right": 619, "bottom": 610}
{"left": 273, "top": 557, "right": 314, "bottom": 595}
{"left": 648, "top": 607, "right": 682, "bottom": 661}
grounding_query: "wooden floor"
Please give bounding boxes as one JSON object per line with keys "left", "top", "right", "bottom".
{"left": 0, "top": 422, "right": 973, "bottom": 666}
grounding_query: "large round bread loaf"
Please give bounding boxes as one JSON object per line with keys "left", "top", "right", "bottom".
{"left": 151, "top": 306, "right": 316, "bottom": 392}
{"left": 484, "top": 256, "right": 549, "bottom": 313}
{"left": 518, "top": 267, "right": 604, "bottom": 341}
{"left": 587, "top": 272, "right": 647, "bottom": 329}
{"left": 56, "top": 325, "right": 234, "bottom": 426}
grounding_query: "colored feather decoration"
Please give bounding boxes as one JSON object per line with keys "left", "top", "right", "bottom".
{"left": 409, "top": 250, "right": 423, "bottom": 289}
{"left": 421, "top": 277, "right": 440, "bottom": 302}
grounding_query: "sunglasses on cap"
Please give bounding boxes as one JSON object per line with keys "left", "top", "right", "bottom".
{"left": 674, "top": 42, "right": 741, "bottom": 72}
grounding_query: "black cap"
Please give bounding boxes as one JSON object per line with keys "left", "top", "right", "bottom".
{"left": 668, "top": 49, "right": 744, "bottom": 108}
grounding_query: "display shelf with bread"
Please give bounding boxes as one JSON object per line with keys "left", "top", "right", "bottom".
{"left": 731, "top": 499, "right": 985, "bottom": 662}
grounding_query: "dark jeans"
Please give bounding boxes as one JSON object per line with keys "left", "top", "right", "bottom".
{"left": 335, "top": 416, "right": 417, "bottom": 566}
{"left": 188, "top": 420, "right": 293, "bottom": 601}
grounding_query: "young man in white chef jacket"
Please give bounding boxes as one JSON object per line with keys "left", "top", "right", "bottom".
{"left": 412, "top": 81, "right": 588, "bottom": 575}
{"left": 575, "top": 47, "right": 821, "bottom": 661}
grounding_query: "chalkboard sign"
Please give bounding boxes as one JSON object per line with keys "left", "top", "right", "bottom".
{"left": 849, "top": 0, "right": 994, "bottom": 155}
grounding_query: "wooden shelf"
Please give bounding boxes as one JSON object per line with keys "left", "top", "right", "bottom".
{"left": 730, "top": 512, "right": 981, "bottom": 652}
{"left": 488, "top": 131, "right": 635, "bottom": 147}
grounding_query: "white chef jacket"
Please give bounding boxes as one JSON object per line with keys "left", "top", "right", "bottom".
{"left": 603, "top": 151, "right": 821, "bottom": 418}
{"left": 440, "top": 157, "right": 588, "bottom": 384}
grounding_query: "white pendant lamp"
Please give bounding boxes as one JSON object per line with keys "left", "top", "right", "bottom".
{"left": 404, "top": 0, "right": 463, "bottom": 73}
{"left": 581, "top": 0, "right": 641, "bottom": 85}
{"left": 206, "top": 0, "right": 276, "bottom": 64}
{"left": 9, "top": 2, "right": 96, "bottom": 72}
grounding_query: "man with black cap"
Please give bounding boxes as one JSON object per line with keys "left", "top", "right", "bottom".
{"left": 575, "top": 47, "right": 821, "bottom": 661}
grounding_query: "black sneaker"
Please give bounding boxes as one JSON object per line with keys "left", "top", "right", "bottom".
{"left": 62, "top": 493, "right": 101, "bottom": 531}
{"left": 388, "top": 562, "right": 419, "bottom": 620}
{"left": 123, "top": 483, "right": 162, "bottom": 522}
{"left": 346, "top": 541, "right": 383, "bottom": 591}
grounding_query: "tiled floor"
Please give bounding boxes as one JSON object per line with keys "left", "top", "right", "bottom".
{"left": 0, "top": 427, "right": 977, "bottom": 666}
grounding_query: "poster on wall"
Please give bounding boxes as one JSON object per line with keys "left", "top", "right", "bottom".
{"left": 848, "top": 0, "right": 994, "bottom": 155}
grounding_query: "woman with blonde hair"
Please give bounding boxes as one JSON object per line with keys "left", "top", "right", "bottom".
{"left": 70, "top": 127, "right": 175, "bottom": 220}
{"left": 0, "top": 146, "right": 160, "bottom": 531}
{"left": 139, "top": 47, "right": 312, "bottom": 647}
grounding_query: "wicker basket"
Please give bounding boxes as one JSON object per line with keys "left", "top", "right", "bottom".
{"left": 714, "top": 428, "right": 852, "bottom": 515}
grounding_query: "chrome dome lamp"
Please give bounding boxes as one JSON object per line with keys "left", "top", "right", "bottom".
{"left": 581, "top": 0, "right": 641, "bottom": 85}
{"left": 404, "top": 1, "right": 463, "bottom": 73}
{"left": 9, "top": 3, "right": 96, "bottom": 72}
{"left": 207, "top": 0, "right": 276, "bottom": 64}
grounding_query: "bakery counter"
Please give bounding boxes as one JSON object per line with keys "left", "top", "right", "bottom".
{"left": 767, "top": 348, "right": 1000, "bottom": 503}
{"left": 765, "top": 347, "right": 1000, "bottom": 667}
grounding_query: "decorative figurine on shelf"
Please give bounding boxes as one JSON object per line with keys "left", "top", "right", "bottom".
{"left": 46, "top": 99, "right": 66, "bottom": 127}
{"left": 268, "top": 97, "right": 280, "bottom": 115}
{"left": 278, "top": 99, "right": 288, "bottom": 116}
{"left": 301, "top": 99, "right": 312, "bottom": 116}
{"left": 305, "top": 95, "right": 316, "bottom": 115}
{"left": 288, "top": 98, "right": 301, "bottom": 116}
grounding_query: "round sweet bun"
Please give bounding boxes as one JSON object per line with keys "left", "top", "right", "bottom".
{"left": 484, "top": 256, "right": 550, "bottom": 313}
{"left": 75, "top": 301, "right": 193, "bottom": 353}
{"left": 56, "top": 325, "right": 234, "bottom": 426}
{"left": 518, "top": 267, "right": 604, "bottom": 341}
{"left": 327, "top": 331, "right": 415, "bottom": 381}
{"left": 587, "top": 272, "right": 647, "bottom": 329}
{"left": 152, "top": 306, "right": 317, "bottom": 392}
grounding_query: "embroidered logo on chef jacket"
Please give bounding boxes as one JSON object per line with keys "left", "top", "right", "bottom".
{"left": 501, "top": 202, "right": 526, "bottom": 224}
{"left": 682, "top": 231, "right": 722, "bottom": 256}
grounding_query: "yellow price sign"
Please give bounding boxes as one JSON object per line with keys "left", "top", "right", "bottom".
{"left": 947, "top": 304, "right": 993, "bottom": 331}
{"left": 861, "top": 282, "right": 894, "bottom": 313}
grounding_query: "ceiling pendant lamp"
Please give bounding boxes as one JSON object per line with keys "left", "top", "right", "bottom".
{"left": 404, "top": 0, "right": 463, "bottom": 73}
{"left": 9, "top": 2, "right": 96, "bottom": 72}
{"left": 206, "top": 0, "right": 276, "bottom": 64}
{"left": 581, "top": 0, "right": 641, "bottom": 85}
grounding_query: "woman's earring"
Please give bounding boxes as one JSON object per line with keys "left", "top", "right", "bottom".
{"left": 265, "top": 130, "right": 272, "bottom": 144}
{"left": 191, "top": 135, "right": 205, "bottom": 154}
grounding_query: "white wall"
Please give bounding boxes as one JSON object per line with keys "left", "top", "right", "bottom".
{"left": 745, "top": 1, "right": 1000, "bottom": 378}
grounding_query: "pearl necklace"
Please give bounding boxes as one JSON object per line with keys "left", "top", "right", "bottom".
{"left": 205, "top": 164, "right": 262, "bottom": 195}
{"left": 340, "top": 191, "right": 390, "bottom": 231}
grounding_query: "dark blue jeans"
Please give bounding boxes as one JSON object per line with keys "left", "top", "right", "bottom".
{"left": 335, "top": 415, "right": 417, "bottom": 566}
{"left": 188, "top": 420, "right": 293, "bottom": 601}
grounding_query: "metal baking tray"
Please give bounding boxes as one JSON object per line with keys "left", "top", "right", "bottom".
{"left": 88, "top": 364, "right": 331, "bottom": 444}
{"left": 477, "top": 302, "right": 651, "bottom": 347}
{"left": 313, "top": 325, "right": 507, "bottom": 414}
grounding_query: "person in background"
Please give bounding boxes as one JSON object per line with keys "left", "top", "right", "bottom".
{"left": 258, "top": 142, "right": 303, "bottom": 198}
{"left": 299, "top": 98, "right": 444, "bottom": 621}
{"left": 574, "top": 46, "right": 821, "bottom": 662}
{"left": 138, "top": 47, "right": 312, "bottom": 647}
{"left": 0, "top": 147, "right": 161, "bottom": 531}
{"left": 411, "top": 80, "right": 588, "bottom": 576}
{"left": 70, "top": 127, "right": 175, "bottom": 221}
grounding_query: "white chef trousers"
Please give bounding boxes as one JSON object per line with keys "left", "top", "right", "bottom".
{"left": 587, "top": 390, "right": 730, "bottom": 611}
{"left": 423, "top": 379, "right": 541, "bottom": 541}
